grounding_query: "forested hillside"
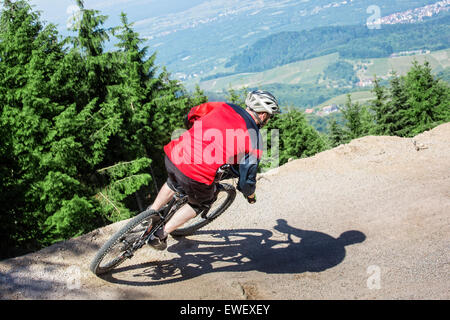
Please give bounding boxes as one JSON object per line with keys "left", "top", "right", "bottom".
{"left": 226, "top": 13, "right": 450, "bottom": 73}
{"left": 0, "top": 0, "right": 207, "bottom": 259}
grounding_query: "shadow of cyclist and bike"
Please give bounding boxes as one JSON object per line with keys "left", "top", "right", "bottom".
{"left": 103, "top": 219, "right": 366, "bottom": 286}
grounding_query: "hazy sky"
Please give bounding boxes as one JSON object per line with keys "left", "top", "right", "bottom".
{"left": 28, "top": 0, "right": 206, "bottom": 33}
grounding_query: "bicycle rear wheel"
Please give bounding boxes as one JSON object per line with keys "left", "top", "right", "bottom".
{"left": 90, "top": 209, "right": 160, "bottom": 275}
{"left": 171, "top": 183, "right": 236, "bottom": 237}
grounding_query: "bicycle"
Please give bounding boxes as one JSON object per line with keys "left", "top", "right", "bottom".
{"left": 90, "top": 164, "right": 238, "bottom": 275}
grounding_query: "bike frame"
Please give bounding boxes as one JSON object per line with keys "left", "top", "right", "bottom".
{"left": 144, "top": 164, "right": 235, "bottom": 239}
{"left": 90, "top": 164, "right": 238, "bottom": 274}
{"left": 156, "top": 193, "right": 188, "bottom": 226}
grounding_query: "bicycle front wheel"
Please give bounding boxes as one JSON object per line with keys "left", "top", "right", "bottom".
{"left": 90, "top": 209, "right": 161, "bottom": 275}
{"left": 171, "top": 183, "right": 236, "bottom": 237}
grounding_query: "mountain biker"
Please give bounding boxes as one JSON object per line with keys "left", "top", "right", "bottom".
{"left": 147, "top": 90, "right": 280, "bottom": 250}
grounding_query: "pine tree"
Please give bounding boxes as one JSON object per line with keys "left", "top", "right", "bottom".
{"left": 64, "top": 0, "right": 116, "bottom": 108}
{"left": 340, "top": 94, "right": 362, "bottom": 141}
{"left": 386, "top": 72, "right": 410, "bottom": 136}
{"left": 265, "top": 108, "right": 326, "bottom": 166}
{"left": 188, "top": 84, "right": 209, "bottom": 107}
{"left": 371, "top": 76, "right": 393, "bottom": 135}
{"left": 40, "top": 1, "right": 123, "bottom": 234}
{"left": 95, "top": 12, "right": 160, "bottom": 216}
{"left": 225, "top": 86, "right": 248, "bottom": 107}
{"left": 0, "top": 0, "right": 64, "bottom": 255}
{"left": 0, "top": 1, "right": 123, "bottom": 250}
{"left": 49, "top": 5, "right": 155, "bottom": 223}
{"left": 328, "top": 117, "right": 345, "bottom": 147}
{"left": 367, "top": 61, "right": 449, "bottom": 138}
{"left": 0, "top": 1, "right": 210, "bottom": 258}
{"left": 400, "top": 60, "right": 449, "bottom": 136}
{"left": 359, "top": 105, "right": 376, "bottom": 136}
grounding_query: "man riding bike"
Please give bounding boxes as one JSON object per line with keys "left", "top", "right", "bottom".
{"left": 147, "top": 90, "right": 280, "bottom": 250}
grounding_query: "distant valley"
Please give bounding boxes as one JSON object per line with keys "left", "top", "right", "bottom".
{"left": 142, "top": 0, "right": 447, "bottom": 77}
{"left": 196, "top": 48, "right": 449, "bottom": 112}
{"left": 188, "top": 9, "right": 449, "bottom": 111}
{"left": 143, "top": 0, "right": 449, "bottom": 113}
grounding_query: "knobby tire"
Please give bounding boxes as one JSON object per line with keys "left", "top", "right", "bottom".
{"left": 90, "top": 209, "right": 160, "bottom": 275}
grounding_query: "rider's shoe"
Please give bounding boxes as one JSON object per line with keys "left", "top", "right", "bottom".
{"left": 147, "top": 228, "right": 168, "bottom": 251}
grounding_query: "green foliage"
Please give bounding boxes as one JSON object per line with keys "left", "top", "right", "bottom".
{"left": 328, "top": 60, "right": 450, "bottom": 147}
{"left": 188, "top": 84, "right": 209, "bottom": 107}
{"left": 0, "top": 1, "right": 201, "bottom": 258}
{"left": 44, "top": 195, "right": 97, "bottom": 243}
{"left": 369, "top": 62, "right": 449, "bottom": 138}
{"left": 96, "top": 159, "right": 153, "bottom": 222}
{"left": 371, "top": 77, "right": 391, "bottom": 135}
{"left": 373, "top": 72, "right": 410, "bottom": 136}
{"left": 265, "top": 108, "right": 327, "bottom": 166}
{"left": 339, "top": 95, "right": 375, "bottom": 141}
{"left": 0, "top": 0, "right": 71, "bottom": 255}
{"left": 400, "top": 61, "right": 450, "bottom": 136}
{"left": 225, "top": 86, "right": 248, "bottom": 107}
{"left": 323, "top": 61, "right": 358, "bottom": 84}
{"left": 227, "top": 15, "right": 450, "bottom": 73}
{"left": 328, "top": 117, "right": 346, "bottom": 148}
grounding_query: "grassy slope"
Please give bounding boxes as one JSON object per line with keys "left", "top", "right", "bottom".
{"left": 360, "top": 49, "right": 450, "bottom": 79}
{"left": 197, "top": 53, "right": 340, "bottom": 91}
{"left": 193, "top": 48, "right": 449, "bottom": 108}
{"left": 316, "top": 90, "right": 375, "bottom": 108}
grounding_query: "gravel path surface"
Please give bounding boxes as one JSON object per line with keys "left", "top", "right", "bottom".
{"left": 1, "top": 123, "right": 449, "bottom": 300}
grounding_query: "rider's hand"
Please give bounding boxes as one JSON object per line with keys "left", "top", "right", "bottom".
{"left": 246, "top": 193, "right": 256, "bottom": 204}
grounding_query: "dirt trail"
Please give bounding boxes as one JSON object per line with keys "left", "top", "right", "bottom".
{"left": 1, "top": 123, "right": 449, "bottom": 300}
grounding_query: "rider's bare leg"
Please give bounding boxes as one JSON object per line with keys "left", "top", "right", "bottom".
{"left": 163, "top": 204, "right": 196, "bottom": 235}
{"left": 149, "top": 183, "right": 196, "bottom": 238}
{"left": 149, "top": 183, "right": 175, "bottom": 211}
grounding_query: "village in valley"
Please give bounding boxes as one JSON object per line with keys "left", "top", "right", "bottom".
{"left": 305, "top": 104, "right": 339, "bottom": 116}
{"left": 368, "top": 0, "right": 449, "bottom": 26}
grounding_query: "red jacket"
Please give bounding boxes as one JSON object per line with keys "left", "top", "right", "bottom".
{"left": 164, "top": 102, "right": 262, "bottom": 196}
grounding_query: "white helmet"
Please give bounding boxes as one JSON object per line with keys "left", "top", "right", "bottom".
{"left": 245, "top": 90, "right": 280, "bottom": 116}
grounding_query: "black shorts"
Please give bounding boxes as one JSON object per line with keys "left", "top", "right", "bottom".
{"left": 164, "top": 155, "right": 216, "bottom": 213}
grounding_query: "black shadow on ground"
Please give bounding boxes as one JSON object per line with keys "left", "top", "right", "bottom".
{"left": 102, "top": 219, "right": 366, "bottom": 286}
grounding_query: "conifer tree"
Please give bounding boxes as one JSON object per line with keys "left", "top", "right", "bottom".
{"left": 359, "top": 105, "right": 376, "bottom": 136}
{"left": 386, "top": 72, "right": 410, "bottom": 136}
{"left": 400, "top": 60, "right": 449, "bottom": 136}
{"left": 328, "top": 117, "right": 346, "bottom": 147}
{"left": 0, "top": 1, "right": 211, "bottom": 257}
{"left": 0, "top": 0, "right": 85, "bottom": 253}
{"left": 340, "top": 94, "right": 362, "bottom": 141}
{"left": 225, "top": 86, "right": 248, "bottom": 107}
{"left": 188, "top": 84, "right": 208, "bottom": 107}
{"left": 40, "top": 1, "right": 123, "bottom": 233}
{"left": 266, "top": 108, "right": 326, "bottom": 165}
{"left": 96, "top": 12, "right": 159, "bottom": 215}
{"left": 371, "top": 76, "right": 394, "bottom": 135}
